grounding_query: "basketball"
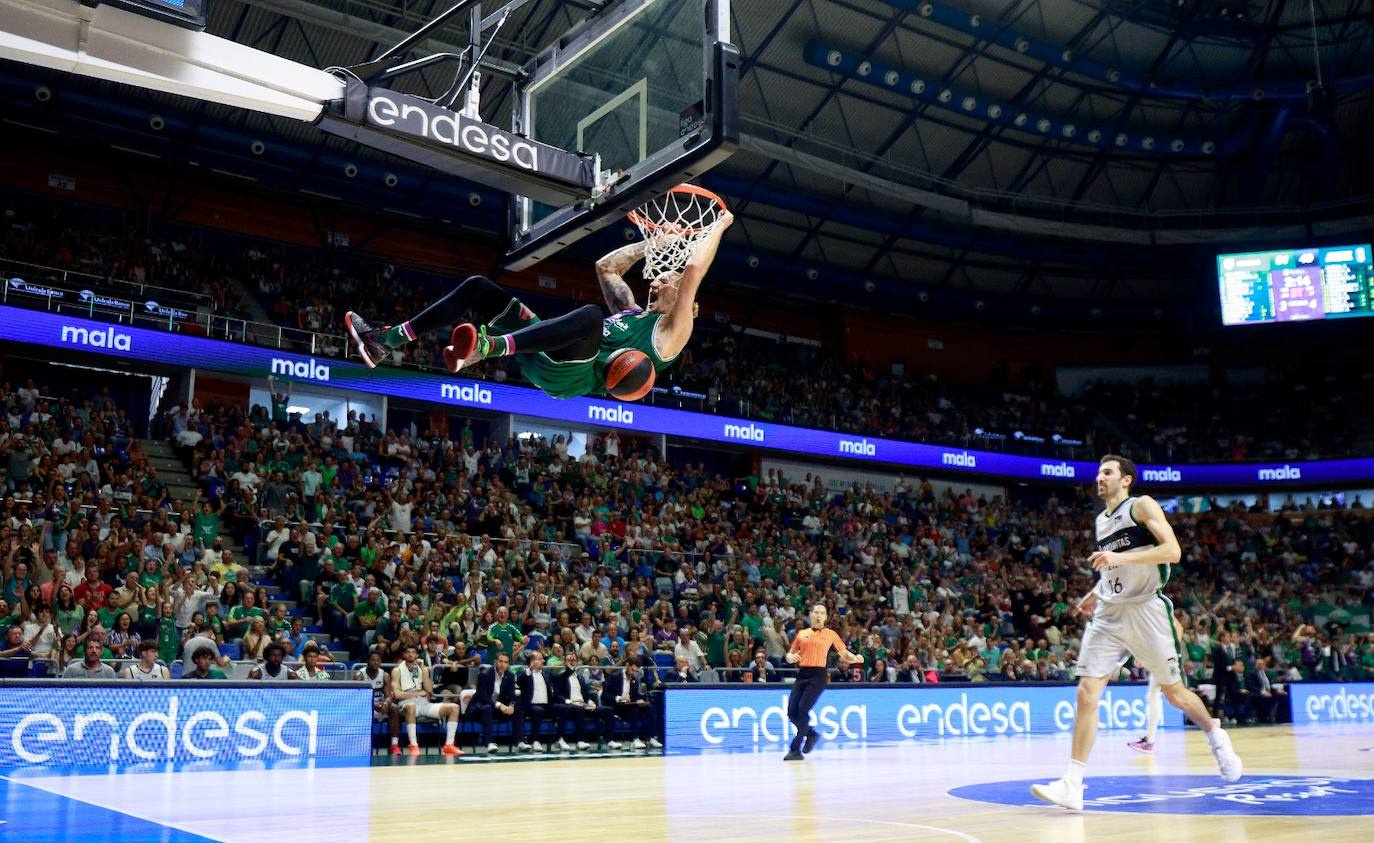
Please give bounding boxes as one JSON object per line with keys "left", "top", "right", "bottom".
{"left": 605, "top": 348, "right": 655, "bottom": 401}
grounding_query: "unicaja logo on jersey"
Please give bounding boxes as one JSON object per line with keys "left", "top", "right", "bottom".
{"left": 942, "top": 451, "right": 977, "bottom": 468}
{"left": 439, "top": 383, "right": 493, "bottom": 405}
{"left": 270, "top": 357, "right": 331, "bottom": 382}
{"left": 1257, "top": 465, "right": 1302, "bottom": 481}
{"left": 1040, "top": 462, "right": 1075, "bottom": 478}
{"left": 723, "top": 423, "right": 765, "bottom": 442}
{"left": 588, "top": 404, "right": 634, "bottom": 425}
{"left": 839, "top": 438, "right": 876, "bottom": 456}
{"left": 1140, "top": 466, "right": 1182, "bottom": 483}
{"left": 60, "top": 325, "right": 131, "bottom": 351}
{"left": 9, "top": 697, "right": 319, "bottom": 763}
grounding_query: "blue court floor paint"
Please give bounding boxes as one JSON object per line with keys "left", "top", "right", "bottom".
{"left": 950, "top": 775, "right": 1374, "bottom": 816}
{"left": 0, "top": 776, "right": 213, "bottom": 842}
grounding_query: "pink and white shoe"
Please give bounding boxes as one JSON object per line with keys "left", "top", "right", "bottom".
{"left": 344, "top": 311, "right": 386, "bottom": 369}
{"left": 1127, "top": 737, "right": 1154, "bottom": 753}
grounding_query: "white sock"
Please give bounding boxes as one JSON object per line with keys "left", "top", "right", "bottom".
{"left": 407, "top": 723, "right": 417, "bottom": 744}
{"left": 390, "top": 736, "right": 399, "bottom": 746}
{"left": 445, "top": 720, "right": 458, "bottom": 745}
{"left": 1146, "top": 674, "right": 1163, "bottom": 742}
{"left": 1064, "top": 759, "right": 1087, "bottom": 787}
{"left": 1205, "top": 725, "right": 1225, "bottom": 748}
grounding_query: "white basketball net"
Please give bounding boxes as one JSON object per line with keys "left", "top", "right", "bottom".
{"left": 629, "top": 186, "right": 728, "bottom": 281}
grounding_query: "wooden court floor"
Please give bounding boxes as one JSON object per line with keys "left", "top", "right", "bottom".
{"left": 12, "top": 724, "right": 1374, "bottom": 842}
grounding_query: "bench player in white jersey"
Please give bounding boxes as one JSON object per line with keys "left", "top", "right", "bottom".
{"left": 123, "top": 639, "right": 171, "bottom": 680}
{"left": 392, "top": 645, "right": 463, "bottom": 756}
{"left": 355, "top": 651, "right": 402, "bottom": 755}
{"left": 1031, "top": 455, "right": 1242, "bottom": 811}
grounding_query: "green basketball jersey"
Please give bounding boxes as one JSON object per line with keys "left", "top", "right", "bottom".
{"left": 490, "top": 304, "right": 677, "bottom": 400}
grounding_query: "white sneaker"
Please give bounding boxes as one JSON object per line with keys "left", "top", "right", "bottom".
{"left": 1030, "top": 778, "right": 1084, "bottom": 811}
{"left": 607, "top": 740, "right": 623, "bottom": 750}
{"left": 517, "top": 741, "right": 532, "bottom": 753}
{"left": 532, "top": 741, "right": 545, "bottom": 752}
{"left": 486, "top": 743, "right": 499, "bottom": 754}
{"left": 556, "top": 738, "right": 572, "bottom": 751}
{"left": 1210, "top": 729, "right": 1244, "bottom": 782}
{"left": 576, "top": 741, "right": 591, "bottom": 751}
{"left": 631, "top": 738, "right": 647, "bottom": 750}
{"left": 648, "top": 737, "right": 663, "bottom": 749}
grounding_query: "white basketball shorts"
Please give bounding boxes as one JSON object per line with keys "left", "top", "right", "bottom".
{"left": 1076, "top": 593, "right": 1183, "bottom": 684}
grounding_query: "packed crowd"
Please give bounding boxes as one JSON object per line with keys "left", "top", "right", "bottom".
{"left": 0, "top": 194, "right": 255, "bottom": 321}
{"left": 1084, "top": 378, "right": 1364, "bottom": 463}
{"left": 6, "top": 375, "right": 1370, "bottom": 719}
{"left": 7, "top": 189, "right": 1370, "bottom": 461}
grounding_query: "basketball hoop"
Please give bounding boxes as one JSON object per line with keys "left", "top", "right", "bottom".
{"left": 628, "top": 184, "right": 729, "bottom": 281}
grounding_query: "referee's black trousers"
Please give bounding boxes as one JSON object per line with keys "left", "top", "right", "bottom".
{"left": 787, "top": 667, "right": 828, "bottom": 751}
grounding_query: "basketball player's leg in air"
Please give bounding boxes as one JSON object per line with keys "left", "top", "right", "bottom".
{"left": 1128, "top": 671, "right": 1164, "bottom": 753}
{"left": 346, "top": 275, "right": 602, "bottom": 373}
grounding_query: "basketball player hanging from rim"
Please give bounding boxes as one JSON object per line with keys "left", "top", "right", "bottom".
{"left": 783, "top": 604, "right": 863, "bottom": 762}
{"left": 1030, "top": 455, "right": 1243, "bottom": 812}
{"left": 344, "top": 186, "right": 733, "bottom": 402}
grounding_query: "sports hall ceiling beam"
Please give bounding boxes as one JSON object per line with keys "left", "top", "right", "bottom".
{"left": 727, "top": 0, "right": 913, "bottom": 221}
{"left": 232, "top": 0, "right": 523, "bottom": 79}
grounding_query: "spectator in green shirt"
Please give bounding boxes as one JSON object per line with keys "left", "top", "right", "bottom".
{"left": 183, "top": 646, "right": 227, "bottom": 679}
{"left": 354, "top": 588, "right": 384, "bottom": 641}
{"left": 482, "top": 605, "right": 527, "bottom": 663}
{"left": 705, "top": 618, "right": 727, "bottom": 667}
{"left": 192, "top": 496, "right": 224, "bottom": 546}
{"left": 267, "top": 375, "right": 291, "bottom": 424}
{"left": 225, "top": 591, "right": 265, "bottom": 639}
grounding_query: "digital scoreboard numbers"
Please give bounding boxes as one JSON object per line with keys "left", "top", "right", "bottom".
{"left": 1218, "top": 244, "right": 1373, "bottom": 326}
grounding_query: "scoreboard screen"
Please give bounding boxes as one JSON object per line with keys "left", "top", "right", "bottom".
{"left": 101, "top": 0, "right": 208, "bottom": 30}
{"left": 1217, "top": 244, "right": 1373, "bottom": 326}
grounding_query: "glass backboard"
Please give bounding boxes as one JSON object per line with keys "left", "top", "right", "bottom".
{"left": 505, "top": 0, "right": 737, "bottom": 270}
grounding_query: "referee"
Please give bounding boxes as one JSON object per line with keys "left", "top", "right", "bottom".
{"left": 783, "top": 604, "right": 863, "bottom": 761}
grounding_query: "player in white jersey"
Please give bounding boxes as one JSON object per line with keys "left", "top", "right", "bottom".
{"left": 392, "top": 645, "right": 463, "bottom": 757}
{"left": 1031, "top": 455, "right": 1242, "bottom": 811}
{"left": 123, "top": 639, "right": 171, "bottom": 680}
{"left": 355, "top": 651, "right": 402, "bottom": 754}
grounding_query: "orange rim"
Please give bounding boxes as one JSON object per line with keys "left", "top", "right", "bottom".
{"left": 627, "top": 183, "right": 728, "bottom": 235}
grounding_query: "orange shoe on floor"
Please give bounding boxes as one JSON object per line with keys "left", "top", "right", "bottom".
{"left": 441, "top": 743, "right": 464, "bottom": 756}
{"left": 407, "top": 744, "right": 422, "bottom": 757}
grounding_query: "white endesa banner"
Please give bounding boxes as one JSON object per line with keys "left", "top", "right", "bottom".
{"left": 664, "top": 683, "right": 1162, "bottom": 754}
{"left": 0, "top": 683, "right": 370, "bottom": 772}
